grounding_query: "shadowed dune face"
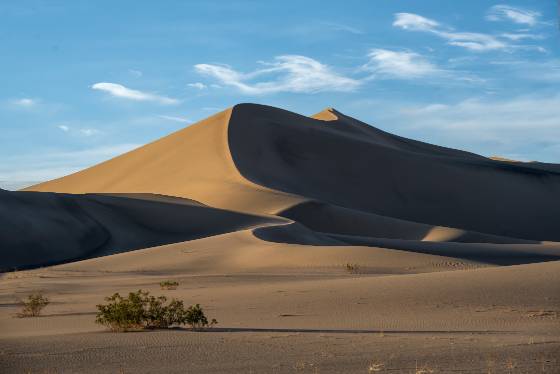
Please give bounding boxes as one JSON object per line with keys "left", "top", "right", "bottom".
{"left": 228, "top": 104, "right": 560, "bottom": 241}
{"left": 0, "top": 190, "right": 280, "bottom": 270}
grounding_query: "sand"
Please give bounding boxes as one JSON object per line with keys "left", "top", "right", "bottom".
{"left": 2, "top": 104, "right": 559, "bottom": 373}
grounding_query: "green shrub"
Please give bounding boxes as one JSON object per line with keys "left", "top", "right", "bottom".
{"left": 17, "top": 293, "right": 50, "bottom": 317}
{"left": 345, "top": 263, "right": 360, "bottom": 274}
{"left": 185, "top": 304, "right": 218, "bottom": 329}
{"left": 95, "top": 291, "right": 146, "bottom": 331}
{"left": 159, "top": 280, "right": 179, "bottom": 290}
{"left": 95, "top": 290, "right": 217, "bottom": 332}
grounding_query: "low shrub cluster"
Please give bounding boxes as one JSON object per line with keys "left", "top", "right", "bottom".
{"left": 159, "top": 280, "right": 179, "bottom": 290}
{"left": 95, "top": 290, "right": 217, "bottom": 332}
{"left": 17, "top": 293, "right": 49, "bottom": 317}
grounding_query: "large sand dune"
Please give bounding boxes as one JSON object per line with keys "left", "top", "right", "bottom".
{"left": 17, "top": 103, "right": 560, "bottom": 268}
{"left": 3, "top": 104, "right": 560, "bottom": 373}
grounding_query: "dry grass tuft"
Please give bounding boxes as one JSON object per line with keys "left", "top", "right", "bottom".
{"left": 345, "top": 263, "right": 360, "bottom": 274}
{"left": 159, "top": 280, "right": 179, "bottom": 290}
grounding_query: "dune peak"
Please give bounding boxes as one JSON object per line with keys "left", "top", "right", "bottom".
{"left": 311, "top": 107, "right": 340, "bottom": 121}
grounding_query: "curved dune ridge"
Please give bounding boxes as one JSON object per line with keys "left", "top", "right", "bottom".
{"left": 4, "top": 103, "right": 560, "bottom": 270}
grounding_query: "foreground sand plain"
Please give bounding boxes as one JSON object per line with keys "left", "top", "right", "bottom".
{"left": 1, "top": 104, "right": 559, "bottom": 372}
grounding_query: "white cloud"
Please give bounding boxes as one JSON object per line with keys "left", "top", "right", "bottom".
{"left": 500, "top": 33, "right": 544, "bottom": 41}
{"left": 13, "top": 98, "right": 36, "bottom": 107}
{"left": 364, "top": 49, "right": 440, "bottom": 79}
{"left": 322, "top": 22, "right": 364, "bottom": 35}
{"left": 128, "top": 69, "right": 143, "bottom": 77}
{"left": 393, "top": 13, "right": 440, "bottom": 31}
{"left": 57, "top": 125, "right": 70, "bottom": 132}
{"left": 188, "top": 82, "right": 207, "bottom": 89}
{"left": 195, "top": 55, "right": 361, "bottom": 94}
{"left": 486, "top": 5, "right": 540, "bottom": 26}
{"left": 80, "top": 128, "right": 100, "bottom": 136}
{"left": 438, "top": 31, "right": 506, "bottom": 51}
{"left": 91, "top": 82, "right": 179, "bottom": 104}
{"left": 157, "top": 115, "right": 192, "bottom": 123}
{"left": 393, "top": 13, "right": 507, "bottom": 51}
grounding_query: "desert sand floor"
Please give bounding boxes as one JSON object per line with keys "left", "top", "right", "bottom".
{"left": 1, "top": 235, "right": 559, "bottom": 373}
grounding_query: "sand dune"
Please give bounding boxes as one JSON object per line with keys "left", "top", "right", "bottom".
{"left": 8, "top": 103, "right": 560, "bottom": 268}
{"left": 3, "top": 104, "right": 560, "bottom": 372}
{"left": 26, "top": 107, "right": 302, "bottom": 214}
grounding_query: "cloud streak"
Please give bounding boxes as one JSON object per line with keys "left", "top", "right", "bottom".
{"left": 188, "top": 82, "right": 207, "bottom": 89}
{"left": 363, "top": 49, "right": 441, "bottom": 79}
{"left": 195, "top": 55, "right": 361, "bottom": 94}
{"left": 157, "top": 115, "right": 192, "bottom": 123}
{"left": 91, "top": 82, "right": 179, "bottom": 104}
{"left": 393, "top": 12, "right": 507, "bottom": 51}
{"left": 13, "top": 98, "right": 37, "bottom": 107}
{"left": 486, "top": 5, "right": 541, "bottom": 26}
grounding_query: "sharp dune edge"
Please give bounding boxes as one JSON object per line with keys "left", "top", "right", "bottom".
{"left": 2, "top": 103, "right": 560, "bottom": 373}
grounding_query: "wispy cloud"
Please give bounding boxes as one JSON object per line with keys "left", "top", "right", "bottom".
{"left": 363, "top": 49, "right": 441, "bottom": 79}
{"left": 392, "top": 12, "right": 440, "bottom": 31}
{"left": 322, "top": 22, "right": 364, "bottom": 35}
{"left": 157, "top": 115, "right": 192, "bottom": 123}
{"left": 80, "top": 128, "right": 100, "bottom": 136}
{"left": 500, "top": 33, "right": 544, "bottom": 41}
{"left": 195, "top": 55, "right": 361, "bottom": 94}
{"left": 188, "top": 82, "right": 207, "bottom": 89}
{"left": 91, "top": 82, "right": 179, "bottom": 104}
{"left": 57, "top": 125, "right": 69, "bottom": 132}
{"left": 393, "top": 12, "right": 507, "bottom": 51}
{"left": 13, "top": 98, "right": 37, "bottom": 107}
{"left": 486, "top": 5, "right": 541, "bottom": 26}
{"left": 128, "top": 69, "right": 143, "bottom": 77}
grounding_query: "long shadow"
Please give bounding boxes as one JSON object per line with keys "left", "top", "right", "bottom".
{"left": 170, "top": 327, "right": 511, "bottom": 335}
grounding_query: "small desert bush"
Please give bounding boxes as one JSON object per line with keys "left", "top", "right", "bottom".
{"left": 17, "top": 292, "right": 49, "bottom": 317}
{"left": 345, "top": 263, "right": 360, "bottom": 273}
{"left": 95, "top": 290, "right": 217, "bottom": 332}
{"left": 159, "top": 280, "right": 179, "bottom": 290}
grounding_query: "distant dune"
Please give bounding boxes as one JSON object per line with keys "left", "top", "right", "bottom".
{"left": 2, "top": 103, "right": 558, "bottom": 269}
{"left": 0, "top": 190, "right": 279, "bottom": 270}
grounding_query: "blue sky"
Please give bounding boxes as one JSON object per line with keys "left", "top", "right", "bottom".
{"left": 1, "top": 0, "right": 559, "bottom": 189}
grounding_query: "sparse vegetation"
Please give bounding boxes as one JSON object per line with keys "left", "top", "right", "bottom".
{"left": 415, "top": 361, "right": 435, "bottom": 374}
{"left": 17, "top": 292, "right": 50, "bottom": 317}
{"left": 159, "top": 280, "right": 179, "bottom": 290}
{"left": 95, "top": 290, "right": 217, "bottom": 332}
{"left": 345, "top": 263, "right": 360, "bottom": 274}
{"left": 368, "top": 362, "right": 384, "bottom": 372}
